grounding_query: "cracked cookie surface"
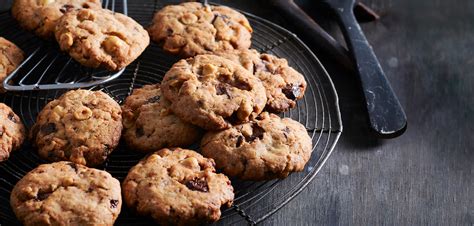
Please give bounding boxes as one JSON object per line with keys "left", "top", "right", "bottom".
{"left": 148, "top": 2, "right": 252, "bottom": 58}
{"left": 216, "top": 49, "right": 307, "bottom": 113}
{"left": 55, "top": 8, "right": 149, "bottom": 71}
{"left": 122, "top": 84, "right": 201, "bottom": 153}
{"left": 123, "top": 148, "right": 234, "bottom": 225}
{"left": 0, "top": 103, "right": 26, "bottom": 162}
{"left": 0, "top": 37, "right": 24, "bottom": 91}
{"left": 10, "top": 161, "right": 122, "bottom": 226}
{"left": 201, "top": 112, "right": 312, "bottom": 180}
{"left": 30, "top": 89, "right": 122, "bottom": 167}
{"left": 161, "top": 54, "right": 267, "bottom": 130}
{"left": 11, "top": 0, "right": 101, "bottom": 39}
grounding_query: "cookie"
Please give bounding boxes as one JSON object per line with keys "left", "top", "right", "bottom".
{"left": 55, "top": 8, "right": 150, "bottom": 71}
{"left": 0, "top": 37, "right": 24, "bottom": 91}
{"left": 161, "top": 54, "right": 267, "bottom": 130}
{"left": 0, "top": 103, "right": 26, "bottom": 162}
{"left": 10, "top": 161, "right": 122, "bottom": 226}
{"left": 123, "top": 148, "right": 234, "bottom": 225}
{"left": 216, "top": 49, "right": 307, "bottom": 112}
{"left": 148, "top": 2, "right": 252, "bottom": 58}
{"left": 30, "top": 89, "right": 122, "bottom": 167}
{"left": 11, "top": 0, "right": 101, "bottom": 39}
{"left": 201, "top": 112, "right": 312, "bottom": 180}
{"left": 122, "top": 84, "right": 201, "bottom": 153}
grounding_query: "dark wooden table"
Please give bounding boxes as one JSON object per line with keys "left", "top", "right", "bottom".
{"left": 1, "top": 0, "right": 473, "bottom": 225}
{"left": 216, "top": 0, "right": 473, "bottom": 225}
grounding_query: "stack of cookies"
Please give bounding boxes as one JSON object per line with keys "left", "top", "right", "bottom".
{"left": 3, "top": 2, "right": 314, "bottom": 225}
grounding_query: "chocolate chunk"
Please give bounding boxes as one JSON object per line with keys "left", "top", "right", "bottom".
{"left": 185, "top": 178, "right": 209, "bottom": 192}
{"left": 244, "top": 123, "right": 265, "bottom": 142}
{"left": 40, "top": 123, "right": 56, "bottom": 135}
{"left": 166, "top": 28, "right": 174, "bottom": 35}
{"left": 146, "top": 96, "right": 160, "bottom": 104}
{"left": 60, "top": 4, "right": 75, "bottom": 13}
{"left": 282, "top": 84, "right": 301, "bottom": 100}
{"left": 236, "top": 135, "right": 244, "bottom": 147}
{"left": 36, "top": 191, "right": 52, "bottom": 201}
{"left": 7, "top": 113, "right": 17, "bottom": 123}
{"left": 216, "top": 83, "right": 230, "bottom": 98}
{"left": 136, "top": 126, "right": 144, "bottom": 137}
{"left": 233, "top": 80, "right": 251, "bottom": 91}
{"left": 110, "top": 199, "right": 119, "bottom": 209}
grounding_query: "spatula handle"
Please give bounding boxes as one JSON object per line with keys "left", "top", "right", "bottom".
{"left": 336, "top": 10, "right": 407, "bottom": 137}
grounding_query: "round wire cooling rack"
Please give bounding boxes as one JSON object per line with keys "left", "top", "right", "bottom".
{"left": 0, "top": 1, "right": 342, "bottom": 225}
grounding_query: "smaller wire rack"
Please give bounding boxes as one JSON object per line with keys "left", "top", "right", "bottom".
{"left": 2, "top": 0, "right": 128, "bottom": 91}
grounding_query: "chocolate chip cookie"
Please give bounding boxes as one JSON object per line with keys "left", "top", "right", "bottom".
{"left": 30, "top": 89, "right": 122, "bottom": 167}
{"left": 123, "top": 148, "right": 234, "bottom": 225}
{"left": 201, "top": 112, "right": 313, "bottom": 180}
{"left": 122, "top": 84, "right": 201, "bottom": 153}
{"left": 10, "top": 161, "right": 122, "bottom": 226}
{"left": 0, "top": 37, "right": 24, "bottom": 91}
{"left": 216, "top": 49, "right": 307, "bottom": 113}
{"left": 11, "top": 0, "right": 102, "bottom": 39}
{"left": 148, "top": 2, "right": 252, "bottom": 57}
{"left": 55, "top": 8, "right": 150, "bottom": 71}
{"left": 161, "top": 54, "right": 267, "bottom": 130}
{"left": 0, "top": 103, "right": 26, "bottom": 162}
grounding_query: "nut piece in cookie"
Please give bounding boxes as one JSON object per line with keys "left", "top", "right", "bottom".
{"left": 201, "top": 112, "right": 313, "bottom": 180}
{"left": 148, "top": 2, "right": 252, "bottom": 57}
{"left": 161, "top": 54, "right": 267, "bottom": 130}
{"left": 121, "top": 84, "right": 201, "bottom": 153}
{"left": 216, "top": 49, "right": 307, "bottom": 113}
{"left": 123, "top": 148, "right": 234, "bottom": 225}
{"left": 30, "top": 89, "right": 122, "bottom": 167}
{"left": 0, "top": 103, "right": 26, "bottom": 162}
{"left": 11, "top": 0, "right": 102, "bottom": 39}
{"left": 10, "top": 161, "right": 122, "bottom": 226}
{"left": 0, "top": 37, "right": 24, "bottom": 91}
{"left": 55, "top": 8, "right": 150, "bottom": 71}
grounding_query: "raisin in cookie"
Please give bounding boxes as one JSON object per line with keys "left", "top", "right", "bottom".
{"left": 0, "top": 103, "right": 26, "bottom": 162}
{"left": 10, "top": 161, "right": 122, "bottom": 226}
{"left": 123, "top": 148, "right": 234, "bottom": 225}
{"left": 30, "top": 89, "right": 122, "bottom": 167}
{"left": 148, "top": 2, "right": 252, "bottom": 58}
{"left": 11, "top": 0, "right": 101, "bottom": 39}
{"left": 122, "top": 84, "right": 201, "bottom": 153}
{"left": 216, "top": 49, "right": 307, "bottom": 113}
{"left": 161, "top": 54, "right": 267, "bottom": 130}
{"left": 55, "top": 8, "right": 149, "bottom": 71}
{"left": 201, "top": 112, "right": 312, "bottom": 180}
{"left": 0, "top": 37, "right": 24, "bottom": 91}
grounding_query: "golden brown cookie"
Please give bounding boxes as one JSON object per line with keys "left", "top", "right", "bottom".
{"left": 161, "top": 54, "right": 267, "bottom": 130}
{"left": 201, "top": 112, "right": 313, "bottom": 180}
{"left": 148, "top": 2, "right": 252, "bottom": 57}
{"left": 0, "top": 103, "right": 26, "bottom": 162}
{"left": 55, "top": 8, "right": 150, "bottom": 71}
{"left": 0, "top": 37, "right": 24, "bottom": 91}
{"left": 30, "top": 89, "right": 122, "bottom": 167}
{"left": 121, "top": 84, "right": 201, "bottom": 153}
{"left": 11, "top": 0, "right": 102, "bottom": 39}
{"left": 216, "top": 49, "right": 307, "bottom": 113}
{"left": 122, "top": 148, "right": 234, "bottom": 225}
{"left": 10, "top": 161, "right": 122, "bottom": 226}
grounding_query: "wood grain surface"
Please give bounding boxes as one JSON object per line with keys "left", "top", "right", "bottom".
{"left": 1, "top": 0, "right": 472, "bottom": 225}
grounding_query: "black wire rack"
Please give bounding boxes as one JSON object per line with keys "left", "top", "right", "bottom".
{"left": 1, "top": 0, "right": 128, "bottom": 91}
{"left": 0, "top": 0, "right": 342, "bottom": 225}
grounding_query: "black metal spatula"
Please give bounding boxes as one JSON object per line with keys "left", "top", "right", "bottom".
{"left": 323, "top": 0, "right": 407, "bottom": 138}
